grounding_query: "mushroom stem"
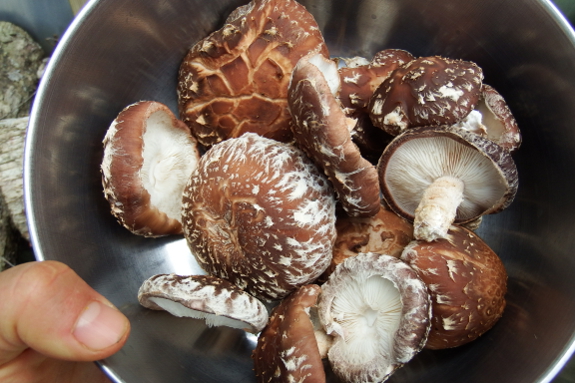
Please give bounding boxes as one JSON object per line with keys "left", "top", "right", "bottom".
{"left": 413, "top": 175, "right": 464, "bottom": 241}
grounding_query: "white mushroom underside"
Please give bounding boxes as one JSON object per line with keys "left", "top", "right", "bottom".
{"left": 307, "top": 53, "right": 341, "bottom": 96}
{"left": 330, "top": 274, "right": 402, "bottom": 366}
{"left": 141, "top": 110, "right": 199, "bottom": 221}
{"left": 384, "top": 136, "right": 507, "bottom": 220}
{"left": 149, "top": 297, "right": 251, "bottom": 330}
{"left": 476, "top": 100, "right": 507, "bottom": 142}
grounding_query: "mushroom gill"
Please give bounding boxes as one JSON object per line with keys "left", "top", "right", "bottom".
{"left": 318, "top": 253, "right": 431, "bottom": 383}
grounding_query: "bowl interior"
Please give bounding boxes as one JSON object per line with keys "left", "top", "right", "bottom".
{"left": 25, "top": 0, "right": 575, "bottom": 382}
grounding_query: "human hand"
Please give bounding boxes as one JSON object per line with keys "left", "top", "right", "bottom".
{"left": 0, "top": 261, "right": 130, "bottom": 383}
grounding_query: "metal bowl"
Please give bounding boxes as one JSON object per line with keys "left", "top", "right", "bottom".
{"left": 24, "top": 0, "right": 575, "bottom": 382}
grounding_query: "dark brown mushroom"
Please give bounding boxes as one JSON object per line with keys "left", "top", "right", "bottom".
{"left": 288, "top": 53, "right": 380, "bottom": 217}
{"left": 101, "top": 101, "right": 201, "bottom": 237}
{"left": 253, "top": 284, "right": 330, "bottom": 383}
{"left": 378, "top": 125, "right": 518, "bottom": 241}
{"left": 138, "top": 273, "right": 269, "bottom": 333}
{"left": 182, "top": 133, "right": 337, "bottom": 301}
{"left": 400, "top": 225, "right": 507, "bottom": 349}
{"left": 318, "top": 252, "right": 431, "bottom": 383}
{"left": 177, "top": 0, "right": 329, "bottom": 148}
{"left": 369, "top": 56, "right": 483, "bottom": 136}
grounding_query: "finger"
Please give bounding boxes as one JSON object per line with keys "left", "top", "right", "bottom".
{"left": 0, "top": 261, "right": 130, "bottom": 364}
{"left": 0, "top": 348, "right": 111, "bottom": 383}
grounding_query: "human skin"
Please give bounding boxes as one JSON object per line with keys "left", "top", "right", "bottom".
{"left": 0, "top": 261, "right": 130, "bottom": 383}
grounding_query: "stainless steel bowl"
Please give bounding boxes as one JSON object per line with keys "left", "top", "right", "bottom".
{"left": 24, "top": 0, "right": 575, "bottom": 382}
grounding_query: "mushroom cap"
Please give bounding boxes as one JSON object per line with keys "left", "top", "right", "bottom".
{"left": 369, "top": 56, "right": 483, "bottom": 136}
{"left": 182, "top": 133, "right": 337, "bottom": 301}
{"left": 377, "top": 125, "right": 518, "bottom": 224}
{"left": 318, "top": 252, "right": 431, "bottom": 383}
{"left": 101, "top": 101, "right": 201, "bottom": 237}
{"left": 252, "top": 284, "right": 327, "bottom": 383}
{"left": 476, "top": 84, "right": 522, "bottom": 151}
{"left": 288, "top": 53, "right": 381, "bottom": 217}
{"left": 319, "top": 205, "right": 414, "bottom": 281}
{"left": 338, "top": 49, "right": 415, "bottom": 117}
{"left": 177, "top": 0, "right": 329, "bottom": 148}
{"left": 137, "top": 273, "right": 269, "bottom": 333}
{"left": 400, "top": 225, "right": 508, "bottom": 349}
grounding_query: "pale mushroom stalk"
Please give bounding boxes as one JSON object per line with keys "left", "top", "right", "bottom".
{"left": 414, "top": 175, "right": 464, "bottom": 241}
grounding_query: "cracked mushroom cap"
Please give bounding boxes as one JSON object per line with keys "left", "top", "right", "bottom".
{"left": 456, "top": 84, "right": 522, "bottom": 152}
{"left": 253, "top": 284, "right": 330, "bottom": 383}
{"left": 318, "top": 252, "right": 431, "bottom": 383}
{"left": 177, "top": 0, "right": 329, "bottom": 148}
{"left": 400, "top": 225, "right": 507, "bottom": 349}
{"left": 319, "top": 205, "right": 414, "bottom": 281}
{"left": 138, "top": 273, "right": 269, "bottom": 333}
{"left": 101, "top": 101, "right": 201, "bottom": 237}
{"left": 337, "top": 49, "right": 415, "bottom": 117}
{"left": 378, "top": 125, "right": 518, "bottom": 241}
{"left": 182, "top": 133, "right": 337, "bottom": 301}
{"left": 369, "top": 56, "right": 483, "bottom": 136}
{"left": 288, "top": 53, "right": 380, "bottom": 217}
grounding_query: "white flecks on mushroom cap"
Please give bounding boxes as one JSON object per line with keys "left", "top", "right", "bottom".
{"left": 138, "top": 273, "right": 269, "bottom": 333}
{"left": 182, "top": 133, "right": 337, "bottom": 301}
{"left": 288, "top": 53, "right": 381, "bottom": 218}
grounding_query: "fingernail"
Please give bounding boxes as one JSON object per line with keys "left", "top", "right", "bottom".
{"left": 73, "top": 301, "right": 128, "bottom": 351}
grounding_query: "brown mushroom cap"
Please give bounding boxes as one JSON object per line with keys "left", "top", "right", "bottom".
{"left": 182, "top": 133, "right": 337, "bottom": 301}
{"left": 369, "top": 56, "right": 483, "bottom": 136}
{"left": 319, "top": 205, "right": 414, "bottom": 281}
{"left": 378, "top": 125, "right": 518, "bottom": 241}
{"left": 288, "top": 53, "right": 380, "bottom": 217}
{"left": 138, "top": 273, "right": 269, "bottom": 333}
{"left": 253, "top": 284, "right": 328, "bottom": 383}
{"left": 318, "top": 252, "right": 431, "bottom": 383}
{"left": 472, "top": 84, "right": 522, "bottom": 151}
{"left": 400, "top": 225, "right": 508, "bottom": 349}
{"left": 338, "top": 49, "right": 415, "bottom": 117}
{"left": 177, "top": 0, "right": 329, "bottom": 148}
{"left": 101, "top": 101, "right": 201, "bottom": 237}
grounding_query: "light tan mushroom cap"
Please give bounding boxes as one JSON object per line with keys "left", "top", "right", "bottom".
{"left": 182, "top": 133, "right": 337, "bottom": 301}
{"left": 177, "top": 0, "right": 329, "bottom": 148}
{"left": 318, "top": 252, "right": 431, "bottom": 383}
{"left": 101, "top": 101, "right": 201, "bottom": 237}
{"left": 252, "top": 284, "right": 327, "bottom": 383}
{"left": 401, "top": 225, "right": 507, "bottom": 349}
{"left": 288, "top": 53, "right": 380, "bottom": 218}
{"left": 138, "top": 273, "right": 269, "bottom": 333}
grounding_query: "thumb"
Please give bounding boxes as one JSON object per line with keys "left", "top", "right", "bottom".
{"left": 0, "top": 261, "right": 130, "bottom": 364}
